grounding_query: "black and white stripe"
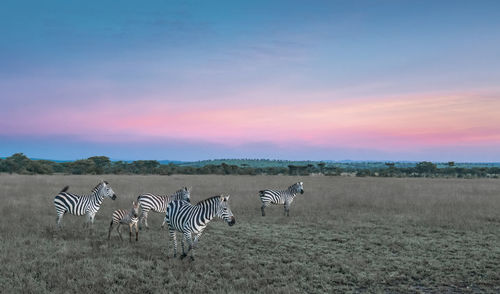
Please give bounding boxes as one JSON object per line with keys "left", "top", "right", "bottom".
{"left": 259, "top": 182, "right": 304, "bottom": 216}
{"left": 53, "top": 180, "right": 117, "bottom": 227}
{"left": 108, "top": 201, "right": 140, "bottom": 242}
{"left": 137, "top": 187, "right": 191, "bottom": 229}
{"left": 165, "top": 195, "right": 236, "bottom": 260}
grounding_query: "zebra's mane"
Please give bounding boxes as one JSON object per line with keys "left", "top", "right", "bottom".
{"left": 90, "top": 181, "right": 106, "bottom": 194}
{"left": 194, "top": 195, "right": 221, "bottom": 206}
{"left": 172, "top": 187, "right": 187, "bottom": 196}
{"left": 288, "top": 183, "right": 301, "bottom": 192}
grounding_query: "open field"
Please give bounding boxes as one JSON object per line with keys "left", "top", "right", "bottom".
{"left": 1, "top": 174, "right": 500, "bottom": 293}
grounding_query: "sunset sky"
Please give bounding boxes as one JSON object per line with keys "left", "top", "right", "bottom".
{"left": 1, "top": 1, "right": 500, "bottom": 161}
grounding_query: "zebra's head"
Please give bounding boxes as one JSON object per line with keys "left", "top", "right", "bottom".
{"left": 289, "top": 182, "right": 304, "bottom": 194}
{"left": 216, "top": 195, "right": 235, "bottom": 226}
{"left": 100, "top": 181, "right": 117, "bottom": 200}
{"left": 131, "top": 201, "right": 140, "bottom": 218}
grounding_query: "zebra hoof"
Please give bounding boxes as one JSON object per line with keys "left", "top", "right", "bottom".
{"left": 180, "top": 253, "right": 187, "bottom": 259}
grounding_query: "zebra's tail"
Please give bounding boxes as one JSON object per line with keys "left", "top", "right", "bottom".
{"left": 60, "top": 186, "right": 69, "bottom": 193}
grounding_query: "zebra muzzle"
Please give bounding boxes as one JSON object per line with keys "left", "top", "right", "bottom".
{"left": 112, "top": 194, "right": 117, "bottom": 200}
{"left": 228, "top": 217, "right": 236, "bottom": 226}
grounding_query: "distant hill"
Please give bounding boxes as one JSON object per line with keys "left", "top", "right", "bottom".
{"left": 3, "top": 155, "right": 500, "bottom": 170}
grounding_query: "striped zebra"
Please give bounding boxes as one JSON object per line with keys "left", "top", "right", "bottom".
{"left": 165, "top": 195, "right": 236, "bottom": 260}
{"left": 108, "top": 201, "right": 140, "bottom": 242}
{"left": 53, "top": 180, "right": 117, "bottom": 228}
{"left": 259, "top": 182, "right": 304, "bottom": 217}
{"left": 137, "top": 186, "right": 191, "bottom": 229}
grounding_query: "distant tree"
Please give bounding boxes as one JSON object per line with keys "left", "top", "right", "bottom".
{"left": 416, "top": 161, "right": 437, "bottom": 175}
{"left": 111, "top": 161, "right": 129, "bottom": 174}
{"left": 70, "top": 159, "right": 96, "bottom": 174}
{"left": 317, "top": 162, "right": 326, "bottom": 174}
{"left": 88, "top": 156, "right": 111, "bottom": 174}
{"left": 3, "top": 153, "right": 31, "bottom": 173}
{"left": 27, "top": 160, "right": 53, "bottom": 174}
{"left": 131, "top": 160, "right": 160, "bottom": 174}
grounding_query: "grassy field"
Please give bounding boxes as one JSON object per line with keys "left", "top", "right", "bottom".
{"left": 1, "top": 174, "right": 500, "bottom": 293}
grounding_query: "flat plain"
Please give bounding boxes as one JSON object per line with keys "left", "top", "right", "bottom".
{"left": 1, "top": 174, "right": 500, "bottom": 293}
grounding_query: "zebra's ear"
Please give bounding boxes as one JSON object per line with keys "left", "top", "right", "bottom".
{"left": 224, "top": 195, "right": 230, "bottom": 201}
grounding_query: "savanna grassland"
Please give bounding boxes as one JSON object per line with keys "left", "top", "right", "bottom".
{"left": 1, "top": 174, "right": 500, "bottom": 293}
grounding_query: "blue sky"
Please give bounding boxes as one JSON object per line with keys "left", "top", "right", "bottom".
{"left": 1, "top": 0, "right": 500, "bottom": 161}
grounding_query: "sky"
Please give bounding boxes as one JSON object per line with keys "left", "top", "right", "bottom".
{"left": 1, "top": 0, "right": 500, "bottom": 162}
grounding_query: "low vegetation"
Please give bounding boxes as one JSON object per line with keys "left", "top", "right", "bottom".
{"left": 1, "top": 174, "right": 500, "bottom": 293}
{"left": 1, "top": 153, "right": 500, "bottom": 178}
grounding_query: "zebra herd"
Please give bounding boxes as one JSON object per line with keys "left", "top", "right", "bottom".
{"left": 53, "top": 180, "right": 305, "bottom": 260}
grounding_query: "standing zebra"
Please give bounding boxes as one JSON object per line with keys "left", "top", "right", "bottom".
{"left": 108, "top": 201, "right": 140, "bottom": 242}
{"left": 259, "top": 182, "right": 304, "bottom": 217}
{"left": 165, "top": 195, "right": 236, "bottom": 260}
{"left": 53, "top": 180, "right": 117, "bottom": 228}
{"left": 137, "top": 187, "right": 191, "bottom": 229}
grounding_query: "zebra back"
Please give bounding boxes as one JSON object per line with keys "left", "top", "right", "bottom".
{"left": 54, "top": 181, "right": 116, "bottom": 217}
{"left": 137, "top": 187, "right": 191, "bottom": 213}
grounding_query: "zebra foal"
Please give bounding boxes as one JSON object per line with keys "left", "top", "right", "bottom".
{"left": 259, "top": 182, "right": 304, "bottom": 216}
{"left": 137, "top": 187, "right": 191, "bottom": 229}
{"left": 108, "top": 201, "right": 140, "bottom": 242}
{"left": 165, "top": 195, "right": 235, "bottom": 260}
{"left": 53, "top": 180, "right": 117, "bottom": 228}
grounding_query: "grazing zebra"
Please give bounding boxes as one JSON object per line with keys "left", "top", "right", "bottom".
{"left": 259, "top": 182, "right": 304, "bottom": 217}
{"left": 53, "top": 180, "right": 117, "bottom": 228}
{"left": 165, "top": 195, "right": 236, "bottom": 260}
{"left": 108, "top": 201, "right": 140, "bottom": 242}
{"left": 137, "top": 187, "right": 191, "bottom": 229}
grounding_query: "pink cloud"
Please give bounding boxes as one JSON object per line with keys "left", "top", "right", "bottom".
{"left": 3, "top": 91, "right": 500, "bottom": 151}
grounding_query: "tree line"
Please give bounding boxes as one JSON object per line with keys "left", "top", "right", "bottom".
{"left": 0, "top": 153, "right": 499, "bottom": 178}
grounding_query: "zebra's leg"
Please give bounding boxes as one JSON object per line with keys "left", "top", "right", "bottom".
{"left": 56, "top": 211, "right": 64, "bottom": 228}
{"left": 284, "top": 202, "right": 290, "bottom": 217}
{"left": 161, "top": 216, "right": 167, "bottom": 230}
{"left": 129, "top": 223, "right": 133, "bottom": 242}
{"left": 182, "top": 232, "right": 194, "bottom": 260}
{"left": 134, "top": 223, "right": 139, "bottom": 241}
{"left": 180, "top": 236, "right": 186, "bottom": 257}
{"left": 193, "top": 231, "right": 203, "bottom": 249}
{"left": 117, "top": 224, "right": 123, "bottom": 240}
{"left": 108, "top": 221, "right": 113, "bottom": 240}
{"left": 139, "top": 210, "right": 148, "bottom": 230}
{"left": 143, "top": 211, "right": 150, "bottom": 230}
{"left": 261, "top": 202, "right": 269, "bottom": 216}
{"left": 169, "top": 228, "right": 177, "bottom": 258}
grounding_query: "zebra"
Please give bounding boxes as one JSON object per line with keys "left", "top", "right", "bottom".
{"left": 53, "top": 180, "right": 117, "bottom": 228}
{"left": 165, "top": 195, "right": 236, "bottom": 260}
{"left": 108, "top": 201, "right": 140, "bottom": 242}
{"left": 137, "top": 186, "right": 191, "bottom": 230}
{"left": 259, "top": 181, "right": 304, "bottom": 217}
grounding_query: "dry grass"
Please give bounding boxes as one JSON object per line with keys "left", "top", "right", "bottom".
{"left": 1, "top": 174, "right": 500, "bottom": 293}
